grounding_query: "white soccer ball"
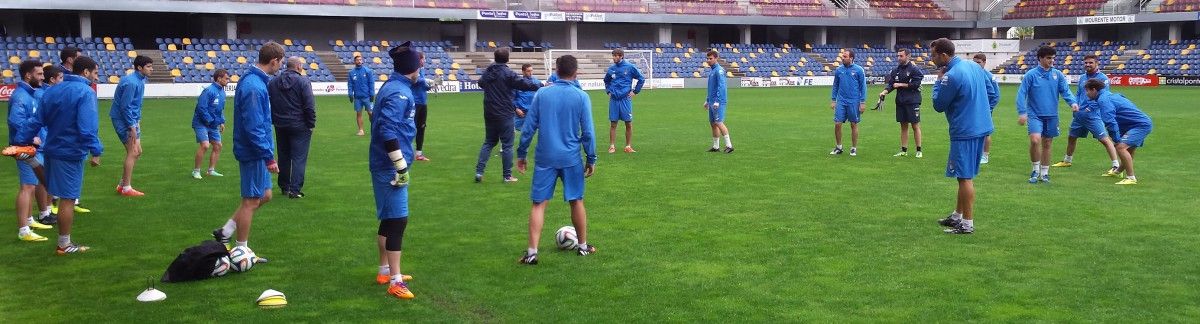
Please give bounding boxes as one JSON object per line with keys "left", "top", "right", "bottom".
{"left": 212, "top": 256, "right": 232, "bottom": 277}
{"left": 229, "top": 246, "right": 256, "bottom": 272}
{"left": 555, "top": 226, "right": 578, "bottom": 250}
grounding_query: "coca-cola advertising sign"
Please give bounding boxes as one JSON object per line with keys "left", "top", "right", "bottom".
{"left": 0, "top": 84, "right": 15, "bottom": 101}
{"left": 1108, "top": 75, "right": 1159, "bottom": 87}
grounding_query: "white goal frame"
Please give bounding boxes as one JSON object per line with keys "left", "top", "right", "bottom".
{"left": 544, "top": 49, "right": 654, "bottom": 89}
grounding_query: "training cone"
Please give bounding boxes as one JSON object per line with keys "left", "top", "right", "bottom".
{"left": 137, "top": 288, "right": 167, "bottom": 302}
{"left": 256, "top": 289, "right": 287, "bottom": 308}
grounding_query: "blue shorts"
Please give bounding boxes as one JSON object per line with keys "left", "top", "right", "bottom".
{"left": 239, "top": 159, "right": 272, "bottom": 198}
{"left": 609, "top": 97, "right": 633, "bottom": 122}
{"left": 708, "top": 105, "right": 727, "bottom": 123}
{"left": 834, "top": 103, "right": 861, "bottom": 123}
{"left": 194, "top": 127, "right": 222, "bottom": 143}
{"left": 1068, "top": 115, "right": 1109, "bottom": 140}
{"left": 113, "top": 119, "right": 141, "bottom": 144}
{"left": 370, "top": 170, "right": 410, "bottom": 220}
{"left": 946, "top": 137, "right": 986, "bottom": 180}
{"left": 353, "top": 97, "right": 373, "bottom": 113}
{"left": 531, "top": 163, "right": 585, "bottom": 203}
{"left": 1026, "top": 115, "right": 1060, "bottom": 138}
{"left": 1119, "top": 125, "right": 1152, "bottom": 148}
{"left": 15, "top": 154, "right": 42, "bottom": 185}
{"left": 44, "top": 157, "right": 84, "bottom": 199}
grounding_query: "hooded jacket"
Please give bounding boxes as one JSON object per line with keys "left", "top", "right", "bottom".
{"left": 268, "top": 69, "right": 316, "bottom": 129}
{"left": 478, "top": 63, "right": 541, "bottom": 121}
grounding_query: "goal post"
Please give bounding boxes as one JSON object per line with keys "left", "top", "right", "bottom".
{"left": 544, "top": 49, "right": 654, "bottom": 90}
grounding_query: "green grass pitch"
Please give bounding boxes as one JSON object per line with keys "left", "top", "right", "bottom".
{"left": 1, "top": 85, "right": 1198, "bottom": 322}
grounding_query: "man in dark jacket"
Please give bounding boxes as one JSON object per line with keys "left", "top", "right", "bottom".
{"left": 879, "top": 48, "right": 925, "bottom": 158}
{"left": 268, "top": 56, "right": 317, "bottom": 198}
{"left": 474, "top": 47, "right": 541, "bottom": 183}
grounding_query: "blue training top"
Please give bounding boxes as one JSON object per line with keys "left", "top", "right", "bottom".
{"left": 517, "top": 79, "right": 597, "bottom": 168}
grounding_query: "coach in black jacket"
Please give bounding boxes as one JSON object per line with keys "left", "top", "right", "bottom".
{"left": 474, "top": 47, "right": 541, "bottom": 183}
{"left": 269, "top": 56, "right": 317, "bottom": 198}
{"left": 880, "top": 48, "right": 925, "bottom": 157}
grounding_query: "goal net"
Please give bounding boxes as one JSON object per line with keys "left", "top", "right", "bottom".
{"left": 544, "top": 49, "right": 654, "bottom": 90}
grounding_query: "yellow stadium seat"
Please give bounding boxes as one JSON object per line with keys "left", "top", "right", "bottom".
{"left": 1183, "top": 64, "right": 1190, "bottom": 70}
{"left": 103, "top": 37, "right": 113, "bottom": 44}
{"left": 675, "top": 43, "right": 682, "bottom": 48}
{"left": 305, "top": 45, "right": 314, "bottom": 52}
{"left": 28, "top": 50, "right": 40, "bottom": 58}
{"left": 732, "top": 48, "right": 740, "bottom": 53}
{"left": 300, "top": 69, "right": 306, "bottom": 76}
{"left": 782, "top": 48, "right": 789, "bottom": 54}
{"left": 688, "top": 48, "right": 695, "bottom": 54}
{"left": 758, "top": 48, "right": 764, "bottom": 53}
{"left": 284, "top": 39, "right": 293, "bottom": 46}
{"left": 183, "top": 57, "right": 194, "bottom": 64}
{"left": 1111, "top": 55, "right": 1119, "bottom": 61}
{"left": 773, "top": 53, "right": 781, "bottom": 58}
{"left": 806, "top": 71, "right": 814, "bottom": 76}
{"left": 1061, "top": 68, "right": 1069, "bottom": 74}
{"left": 205, "top": 62, "right": 215, "bottom": 70}
{"left": 1148, "top": 68, "right": 1157, "bottom": 75}
{"left": 207, "top": 51, "right": 217, "bottom": 58}
{"left": 1143, "top": 54, "right": 1151, "bottom": 60}
{"left": 231, "top": 74, "right": 240, "bottom": 82}
{"left": 167, "top": 44, "right": 177, "bottom": 51}
{"left": 771, "top": 71, "right": 779, "bottom": 77}
{"left": 170, "top": 69, "right": 181, "bottom": 77}
{"left": 740, "top": 57, "right": 748, "bottom": 63}
{"left": 673, "top": 57, "right": 682, "bottom": 64}
{"left": 487, "top": 41, "right": 496, "bottom": 48}
{"left": 373, "top": 57, "right": 383, "bottom": 64}
{"left": 725, "top": 44, "right": 732, "bottom": 49}
{"left": 670, "top": 72, "right": 678, "bottom": 78}
{"left": 1184, "top": 49, "right": 1192, "bottom": 55}
{"left": 703, "top": 62, "right": 710, "bottom": 68}
{"left": 824, "top": 66, "right": 831, "bottom": 72}
{"left": 693, "top": 71, "right": 701, "bottom": 78}
{"left": 805, "top": 44, "right": 813, "bottom": 50}
{"left": 1021, "top": 64, "right": 1028, "bottom": 69}
{"left": 789, "top": 66, "right": 796, "bottom": 72}
{"left": 126, "top": 69, "right": 133, "bottom": 75}
{"left": 730, "top": 62, "right": 739, "bottom": 68}
{"left": 183, "top": 38, "right": 192, "bottom": 45}
{"left": 749, "top": 53, "right": 757, "bottom": 59}
{"left": 371, "top": 46, "right": 379, "bottom": 53}
{"left": 1189, "top": 44, "right": 1197, "bottom": 50}
{"left": 655, "top": 48, "right": 662, "bottom": 54}
{"left": 105, "top": 44, "right": 115, "bottom": 51}
{"left": 379, "top": 74, "right": 389, "bottom": 81}
{"left": 684, "top": 52, "right": 692, "bottom": 58}
{"left": 748, "top": 67, "right": 756, "bottom": 72}
{"left": 1170, "top": 40, "right": 1179, "bottom": 45}
{"left": 352, "top": 51, "right": 362, "bottom": 58}
{"left": 1118, "top": 63, "right": 1126, "bottom": 69}
{"left": 725, "top": 71, "right": 733, "bottom": 77}
{"left": 1169, "top": 59, "right": 1177, "bottom": 65}
{"left": 8, "top": 56, "right": 19, "bottom": 64}
{"left": 1, "top": 70, "right": 12, "bottom": 78}
{"left": 381, "top": 41, "right": 390, "bottom": 47}
{"left": 237, "top": 56, "right": 247, "bottom": 64}
{"left": 45, "top": 36, "right": 55, "bottom": 44}
{"left": 108, "top": 75, "right": 120, "bottom": 83}
{"left": 435, "top": 68, "right": 444, "bottom": 75}
{"left": 309, "top": 62, "right": 319, "bottom": 70}
{"left": 221, "top": 44, "right": 231, "bottom": 51}
{"left": 128, "top": 51, "right": 138, "bottom": 58}
{"left": 449, "top": 74, "right": 458, "bottom": 81}
{"left": 451, "top": 62, "right": 461, "bottom": 69}
{"left": 800, "top": 57, "right": 807, "bottom": 62}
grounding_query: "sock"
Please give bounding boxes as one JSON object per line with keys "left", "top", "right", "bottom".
{"left": 1064, "top": 155, "right": 1073, "bottom": 163}
{"left": 1111, "top": 160, "right": 1120, "bottom": 168}
{"left": 40, "top": 208, "right": 51, "bottom": 217}
{"left": 391, "top": 273, "right": 405, "bottom": 284}
{"left": 1040, "top": 166, "right": 1050, "bottom": 176}
{"left": 58, "top": 235, "right": 70, "bottom": 248}
{"left": 712, "top": 138, "right": 719, "bottom": 148}
{"left": 916, "top": 146, "right": 922, "bottom": 152}
{"left": 1032, "top": 162, "right": 1041, "bottom": 173}
{"left": 1127, "top": 175, "right": 1137, "bottom": 180}
{"left": 963, "top": 219, "right": 974, "bottom": 228}
{"left": 235, "top": 240, "right": 248, "bottom": 247}
{"left": 74, "top": 199, "right": 81, "bottom": 205}
{"left": 836, "top": 144, "right": 843, "bottom": 150}
{"left": 209, "top": 168, "right": 217, "bottom": 172}
{"left": 850, "top": 146, "right": 857, "bottom": 151}
{"left": 723, "top": 135, "right": 732, "bottom": 148}
{"left": 950, "top": 212, "right": 963, "bottom": 220}
{"left": 379, "top": 265, "right": 390, "bottom": 275}
{"left": 416, "top": 150, "right": 423, "bottom": 156}
{"left": 121, "top": 185, "right": 132, "bottom": 191}
{"left": 901, "top": 147, "right": 908, "bottom": 152}
{"left": 193, "top": 168, "right": 201, "bottom": 172}
{"left": 19, "top": 226, "right": 31, "bottom": 236}
{"left": 222, "top": 219, "right": 236, "bottom": 237}
{"left": 579, "top": 242, "right": 588, "bottom": 250}
{"left": 527, "top": 247, "right": 537, "bottom": 255}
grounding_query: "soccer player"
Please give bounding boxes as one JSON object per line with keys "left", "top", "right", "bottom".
{"left": 56, "top": 47, "right": 80, "bottom": 76}
{"left": 971, "top": 53, "right": 1000, "bottom": 164}
{"left": 348, "top": 55, "right": 376, "bottom": 136}
{"left": 1053, "top": 54, "right": 1120, "bottom": 174}
{"left": 929, "top": 38, "right": 999, "bottom": 235}
{"left": 1016, "top": 45, "right": 1078, "bottom": 184}
{"left": 603, "top": 48, "right": 645, "bottom": 153}
{"left": 516, "top": 54, "right": 598, "bottom": 265}
{"left": 8, "top": 60, "right": 54, "bottom": 241}
{"left": 211, "top": 42, "right": 284, "bottom": 259}
{"left": 412, "top": 52, "right": 434, "bottom": 161}
{"left": 475, "top": 47, "right": 540, "bottom": 183}
{"left": 512, "top": 64, "right": 539, "bottom": 133}
{"left": 369, "top": 43, "right": 422, "bottom": 299}
{"left": 110, "top": 55, "right": 153, "bottom": 197}
{"left": 830, "top": 49, "right": 867, "bottom": 156}
{"left": 1083, "top": 79, "right": 1152, "bottom": 185}
{"left": 43, "top": 66, "right": 92, "bottom": 215}
{"left": 705, "top": 50, "right": 733, "bottom": 153}
{"left": 19, "top": 56, "right": 104, "bottom": 254}
{"left": 192, "top": 69, "right": 229, "bottom": 179}
{"left": 879, "top": 48, "right": 925, "bottom": 158}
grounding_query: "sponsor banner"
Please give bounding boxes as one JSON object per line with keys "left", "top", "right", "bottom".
{"left": 651, "top": 78, "right": 685, "bottom": 89}
{"left": 1161, "top": 75, "right": 1200, "bottom": 86}
{"left": 583, "top": 12, "right": 606, "bottom": 22}
{"left": 478, "top": 10, "right": 570, "bottom": 21}
{"left": 1078, "top": 15, "right": 1135, "bottom": 25}
{"left": 460, "top": 80, "right": 483, "bottom": 92}
{"left": 742, "top": 76, "right": 834, "bottom": 87}
{"left": 866, "top": 75, "right": 886, "bottom": 85}
{"left": 0, "top": 83, "right": 15, "bottom": 101}
{"left": 577, "top": 79, "right": 605, "bottom": 90}
{"left": 1108, "top": 75, "right": 1159, "bottom": 87}
{"left": 477, "top": 10, "right": 510, "bottom": 20}
{"left": 952, "top": 39, "right": 1020, "bottom": 53}
{"left": 992, "top": 74, "right": 1024, "bottom": 84}
{"left": 565, "top": 13, "right": 584, "bottom": 22}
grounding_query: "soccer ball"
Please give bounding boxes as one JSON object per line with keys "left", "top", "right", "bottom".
{"left": 212, "top": 256, "right": 232, "bottom": 277}
{"left": 555, "top": 226, "right": 578, "bottom": 250}
{"left": 229, "top": 246, "right": 256, "bottom": 272}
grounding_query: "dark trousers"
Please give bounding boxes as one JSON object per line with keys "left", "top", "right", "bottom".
{"left": 276, "top": 126, "right": 312, "bottom": 193}
{"left": 415, "top": 104, "right": 428, "bottom": 151}
{"left": 475, "top": 118, "right": 514, "bottom": 178}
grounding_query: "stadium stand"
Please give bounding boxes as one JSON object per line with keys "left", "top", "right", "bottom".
{"left": 1113, "top": 39, "right": 1199, "bottom": 76}
{"left": 752, "top": 0, "right": 838, "bottom": 17}
{"left": 157, "top": 38, "right": 335, "bottom": 83}
{"left": 555, "top": 0, "right": 650, "bottom": 13}
{"left": 474, "top": 40, "right": 553, "bottom": 52}
{"left": 331, "top": 40, "right": 467, "bottom": 82}
{"left": 868, "top": 0, "right": 952, "bottom": 19}
{"left": 995, "top": 41, "right": 1134, "bottom": 76}
{"left": 660, "top": 0, "right": 748, "bottom": 15}
{"left": 1003, "top": 0, "right": 1107, "bottom": 19}
{"left": 1156, "top": 0, "right": 1200, "bottom": 12}
{"left": 811, "top": 43, "right": 937, "bottom": 77}
{"left": 1, "top": 36, "right": 136, "bottom": 85}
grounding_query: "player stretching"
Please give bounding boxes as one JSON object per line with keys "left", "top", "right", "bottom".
{"left": 1053, "top": 55, "right": 1120, "bottom": 175}
{"left": 1083, "top": 79, "right": 1152, "bottom": 185}
{"left": 517, "top": 55, "right": 598, "bottom": 265}
{"left": 930, "top": 38, "right": 999, "bottom": 235}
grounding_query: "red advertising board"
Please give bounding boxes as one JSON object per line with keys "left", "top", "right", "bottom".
{"left": 0, "top": 84, "right": 15, "bottom": 101}
{"left": 1108, "top": 75, "right": 1159, "bottom": 87}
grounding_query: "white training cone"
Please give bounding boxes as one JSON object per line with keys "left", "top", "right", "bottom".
{"left": 256, "top": 289, "right": 287, "bottom": 308}
{"left": 137, "top": 288, "right": 167, "bottom": 302}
